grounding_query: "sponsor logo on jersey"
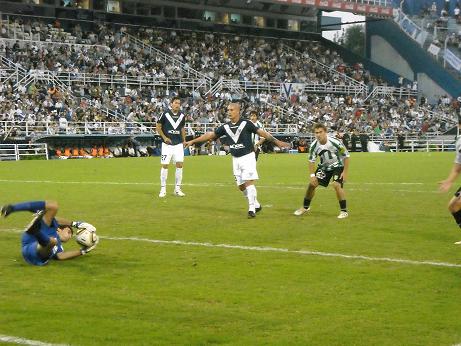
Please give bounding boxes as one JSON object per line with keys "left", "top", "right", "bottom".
{"left": 229, "top": 143, "right": 245, "bottom": 149}
{"left": 168, "top": 130, "right": 180, "bottom": 134}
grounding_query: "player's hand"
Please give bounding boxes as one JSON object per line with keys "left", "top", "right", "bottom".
{"left": 164, "top": 138, "right": 172, "bottom": 145}
{"left": 80, "top": 235, "right": 99, "bottom": 255}
{"left": 438, "top": 180, "right": 453, "bottom": 193}
{"left": 184, "top": 141, "right": 193, "bottom": 148}
{"left": 340, "top": 172, "right": 347, "bottom": 183}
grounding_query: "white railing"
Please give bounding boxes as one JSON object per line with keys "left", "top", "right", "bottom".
{"left": 364, "top": 86, "right": 418, "bottom": 101}
{"left": 0, "top": 121, "right": 298, "bottom": 137}
{"left": 283, "top": 44, "right": 366, "bottom": 90}
{"left": 54, "top": 72, "right": 209, "bottom": 90}
{"left": 123, "top": 32, "right": 212, "bottom": 85}
{"left": 0, "top": 143, "right": 48, "bottom": 161}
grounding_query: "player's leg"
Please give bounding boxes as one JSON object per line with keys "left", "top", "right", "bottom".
{"left": 448, "top": 188, "right": 461, "bottom": 243}
{"left": 294, "top": 170, "right": 325, "bottom": 216}
{"left": 159, "top": 143, "right": 172, "bottom": 197}
{"left": 23, "top": 209, "right": 58, "bottom": 263}
{"left": 332, "top": 168, "right": 348, "bottom": 219}
{"left": 240, "top": 153, "right": 261, "bottom": 217}
{"left": 332, "top": 182, "right": 348, "bottom": 219}
{"left": 174, "top": 144, "right": 185, "bottom": 197}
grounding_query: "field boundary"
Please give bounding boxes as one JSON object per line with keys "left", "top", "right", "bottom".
{"left": 0, "top": 334, "right": 69, "bottom": 346}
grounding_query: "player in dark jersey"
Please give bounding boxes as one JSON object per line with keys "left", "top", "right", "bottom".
{"left": 185, "top": 102, "right": 290, "bottom": 218}
{"left": 439, "top": 118, "right": 461, "bottom": 243}
{"left": 1, "top": 200, "right": 98, "bottom": 266}
{"left": 156, "top": 96, "right": 187, "bottom": 198}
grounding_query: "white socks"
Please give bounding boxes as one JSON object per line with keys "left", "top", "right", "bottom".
{"left": 160, "top": 168, "right": 168, "bottom": 189}
{"left": 245, "top": 185, "right": 260, "bottom": 212}
{"left": 175, "top": 168, "right": 183, "bottom": 191}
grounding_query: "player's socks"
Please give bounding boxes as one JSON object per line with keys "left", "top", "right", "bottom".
{"left": 242, "top": 188, "right": 248, "bottom": 198}
{"left": 339, "top": 200, "right": 347, "bottom": 212}
{"left": 246, "top": 185, "right": 257, "bottom": 213}
{"left": 303, "top": 198, "right": 311, "bottom": 209}
{"left": 160, "top": 168, "right": 168, "bottom": 189}
{"left": 11, "top": 201, "right": 46, "bottom": 214}
{"left": 175, "top": 168, "right": 183, "bottom": 191}
{"left": 452, "top": 209, "right": 461, "bottom": 228}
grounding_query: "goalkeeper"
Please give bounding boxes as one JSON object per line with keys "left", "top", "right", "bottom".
{"left": 1, "top": 200, "right": 98, "bottom": 266}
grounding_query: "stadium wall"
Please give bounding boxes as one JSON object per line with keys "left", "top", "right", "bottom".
{"left": 320, "top": 37, "right": 402, "bottom": 86}
{"left": 366, "top": 19, "right": 461, "bottom": 101}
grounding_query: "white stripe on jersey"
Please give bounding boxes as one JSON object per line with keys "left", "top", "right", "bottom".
{"left": 164, "top": 112, "right": 185, "bottom": 129}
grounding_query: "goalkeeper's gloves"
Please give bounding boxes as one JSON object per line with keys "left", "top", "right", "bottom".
{"left": 80, "top": 235, "right": 99, "bottom": 255}
{"left": 71, "top": 221, "right": 96, "bottom": 233}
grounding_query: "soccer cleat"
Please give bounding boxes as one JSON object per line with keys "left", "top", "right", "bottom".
{"left": 337, "top": 211, "right": 349, "bottom": 219}
{"left": 174, "top": 189, "right": 186, "bottom": 197}
{"left": 255, "top": 205, "right": 262, "bottom": 213}
{"left": 158, "top": 189, "right": 167, "bottom": 198}
{"left": 0, "top": 204, "right": 13, "bottom": 218}
{"left": 294, "top": 207, "right": 310, "bottom": 216}
{"left": 247, "top": 211, "right": 256, "bottom": 218}
{"left": 454, "top": 240, "right": 461, "bottom": 245}
{"left": 25, "top": 210, "right": 46, "bottom": 235}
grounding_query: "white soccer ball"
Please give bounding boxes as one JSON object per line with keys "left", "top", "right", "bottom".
{"left": 75, "top": 228, "right": 98, "bottom": 247}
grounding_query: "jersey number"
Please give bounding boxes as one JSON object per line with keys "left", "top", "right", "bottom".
{"left": 161, "top": 155, "right": 167, "bottom": 161}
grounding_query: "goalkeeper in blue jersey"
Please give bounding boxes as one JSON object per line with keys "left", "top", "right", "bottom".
{"left": 294, "top": 123, "right": 350, "bottom": 219}
{"left": 1, "top": 200, "right": 98, "bottom": 266}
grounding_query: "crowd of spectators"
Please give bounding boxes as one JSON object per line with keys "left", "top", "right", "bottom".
{"left": 0, "top": 16, "right": 459, "bottom": 140}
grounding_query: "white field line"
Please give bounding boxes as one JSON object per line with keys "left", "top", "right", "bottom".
{"left": 0, "top": 335, "right": 69, "bottom": 346}
{"left": 0, "top": 179, "right": 436, "bottom": 194}
{"left": 1, "top": 228, "right": 459, "bottom": 268}
{"left": 100, "top": 235, "right": 461, "bottom": 269}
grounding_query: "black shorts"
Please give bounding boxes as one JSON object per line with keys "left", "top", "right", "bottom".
{"left": 315, "top": 167, "right": 344, "bottom": 188}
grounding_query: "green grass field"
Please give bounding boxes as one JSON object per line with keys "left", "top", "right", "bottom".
{"left": 1, "top": 153, "right": 461, "bottom": 345}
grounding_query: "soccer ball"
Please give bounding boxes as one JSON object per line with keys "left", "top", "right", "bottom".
{"left": 75, "top": 228, "right": 98, "bottom": 247}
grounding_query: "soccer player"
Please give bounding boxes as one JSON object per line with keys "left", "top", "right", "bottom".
{"left": 185, "top": 102, "right": 290, "bottom": 218}
{"left": 294, "top": 123, "right": 350, "bottom": 219}
{"left": 156, "top": 96, "right": 187, "bottom": 198}
{"left": 249, "top": 110, "right": 265, "bottom": 161}
{"left": 439, "top": 119, "right": 461, "bottom": 242}
{"left": 1, "top": 200, "right": 98, "bottom": 266}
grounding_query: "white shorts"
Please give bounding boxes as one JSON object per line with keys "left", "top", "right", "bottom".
{"left": 161, "top": 143, "right": 184, "bottom": 165}
{"left": 232, "top": 152, "right": 259, "bottom": 186}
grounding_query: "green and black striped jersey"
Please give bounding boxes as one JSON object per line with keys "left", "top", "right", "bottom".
{"left": 308, "top": 136, "right": 350, "bottom": 171}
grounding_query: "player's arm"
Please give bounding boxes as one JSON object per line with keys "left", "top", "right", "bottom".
{"left": 439, "top": 163, "right": 461, "bottom": 192}
{"left": 308, "top": 161, "right": 318, "bottom": 187}
{"left": 181, "top": 127, "right": 186, "bottom": 143}
{"left": 341, "top": 157, "right": 350, "bottom": 182}
{"left": 56, "top": 249, "right": 84, "bottom": 260}
{"left": 256, "top": 129, "right": 290, "bottom": 148}
{"left": 156, "top": 123, "right": 172, "bottom": 144}
{"left": 185, "top": 132, "right": 217, "bottom": 148}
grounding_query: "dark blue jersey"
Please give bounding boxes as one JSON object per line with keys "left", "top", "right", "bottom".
{"left": 215, "top": 118, "right": 258, "bottom": 157}
{"left": 157, "top": 109, "right": 186, "bottom": 145}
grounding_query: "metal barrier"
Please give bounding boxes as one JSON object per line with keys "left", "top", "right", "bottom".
{"left": 0, "top": 121, "right": 299, "bottom": 137}
{"left": 0, "top": 143, "right": 48, "bottom": 161}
